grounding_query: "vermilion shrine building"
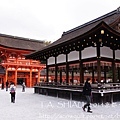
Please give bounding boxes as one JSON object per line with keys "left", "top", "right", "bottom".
{"left": 26, "top": 7, "right": 120, "bottom": 85}
{"left": 0, "top": 34, "right": 45, "bottom": 87}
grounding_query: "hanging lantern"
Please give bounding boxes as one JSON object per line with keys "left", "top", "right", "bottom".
{"left": 101, "top": 30, "right": 104, "bottom": 34}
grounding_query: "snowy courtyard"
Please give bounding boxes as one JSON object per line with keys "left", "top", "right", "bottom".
{"left": 0, "top": 86, "right": 120, "bottom": 120}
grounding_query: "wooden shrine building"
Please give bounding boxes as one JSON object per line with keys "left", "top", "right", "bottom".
{"left": 0, "top": 34, "right": 45, "bottom": 87}
{"left": 26, "top": 7, "right": 120, "bottom": 85}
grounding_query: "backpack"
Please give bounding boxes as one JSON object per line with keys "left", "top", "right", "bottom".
{"left": 11, "top": 87, "right": 15, "bottom": 93}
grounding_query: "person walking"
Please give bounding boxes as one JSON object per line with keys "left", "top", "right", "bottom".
{"left": 22, "top": 82, "right": 25, "bottom": 92}
{"left": 82, "top": 78, "right": 92, "bottom": 113}
{"left": 1, "top": 81, "right": 4, "bottom": 90}
{"left": 9, "top": 82, "right": 16, "bottom": 103}
{"left": 6, "top": 80, "right": 9, "bottom": 91}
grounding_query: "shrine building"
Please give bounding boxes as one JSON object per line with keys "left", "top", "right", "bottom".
{"left": 0, "top": 34, "right": 45, "bottom": 87}
{"left": 26, "top": 7, "right": 120, "bottom": 85}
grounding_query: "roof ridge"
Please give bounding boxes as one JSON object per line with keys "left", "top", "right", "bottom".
{"left": 62, "top": 9, "right": 118, "bottom": 36}
{"left": 0, "top": 33, "right": 44, "bottom": 43}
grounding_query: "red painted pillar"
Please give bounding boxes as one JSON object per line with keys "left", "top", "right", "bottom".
{"left": 29, "top": 68, "right": 32, "bottom": 87}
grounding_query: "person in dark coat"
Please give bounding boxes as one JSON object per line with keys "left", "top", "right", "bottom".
{"left": 1, "top": 81, "right": 4, "bottom": 90}
{"left": 82, "top": 78, "right": 92, "bottom": 113}
{"left": 9, "top": 82, "right": 16, "bottom": 103}
{"left": 6, "top": 80, "right": 9, "bottom": 91}
{"left": 22, "top": 82, "right": 25, "bottom": 92}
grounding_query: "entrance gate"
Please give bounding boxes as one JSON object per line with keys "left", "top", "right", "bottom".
{"left": 17, "top": 78, "right": 25, "bottom": 85}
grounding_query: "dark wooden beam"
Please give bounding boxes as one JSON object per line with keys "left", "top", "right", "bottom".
{"left": 46, "top": 59, "right": 49, "bottom": 82}
{"left": 55, "top": 56, "right": 58, "bottom": 83}
{"left": 112, "top": 49, "right": 116, "bottom": 82}
{"left": 66, "top": 54, "right": 69, "bottom": 84}
{"left": 79, "top": 50, "right": 84, "bottom": 83}
{"left": 97, "top": 42, "right": 101, "bottom": 83}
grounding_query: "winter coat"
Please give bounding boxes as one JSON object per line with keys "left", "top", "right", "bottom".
{"left": 22, "top": 82, "right": 25, "bottom": 87}
{"left": 82, "top": 81, "right": 91, "bottom": 96}
{"left": 9, "top": 84, "right": 16, "bottom": 93}
{"left": 6, "top": 81, "right": 9, "bottom": 87}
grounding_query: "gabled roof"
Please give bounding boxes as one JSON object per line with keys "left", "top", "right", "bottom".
{"left": 0, "top": 33, "right": 45, "bottom": 51}
{"left": 26, "top": 7, "right": 120, "bottom": 58}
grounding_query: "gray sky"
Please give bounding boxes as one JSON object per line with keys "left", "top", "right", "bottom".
{"left": 0, "top": 0, "right": 119, "bottom": 42}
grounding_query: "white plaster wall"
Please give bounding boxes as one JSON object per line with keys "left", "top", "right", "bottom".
{"left": 48, "top": 57, "right": 55, "bottom": 65}
{"left": 68, "top": 51, "right": 79, "bottom": 61}
{"left": 57, "top": 54, "right": 66, "bottom": 63}
{"left": 82, "top": 47, "right": 96, "bottom": 59}
{"left": 100, "top": 47, "right": 112, "bottom": 58}
{"left": 48, "top": 46, "right": 115, "bottom": 65}
{"left": 115, "top": 50, "right": 120, "bottom": 60}
{"left": 48, "top": 47, "right": 96, "bottom": 65}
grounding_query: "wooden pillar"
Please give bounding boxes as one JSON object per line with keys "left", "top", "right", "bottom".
{"left": 104, "top": 69, "right": 106, "bottom": 83}
{"left": 5, "top": 66, "right": 8, "bottom": 82}
{"left": 15, "top": 67, "right": 18, "bottom": 85}
{"left": 118, "top": 68, "right": 120, "bottom": 82}
{"left": 66, "top": 54, "right": 69, "bottom": 84}
{"left": 46, "top": 59, "right": 49, "bottom": 83}
{"left": 60, "top": 70, "right": 62, "bottom": 84}
{"left": 55, "top": 56, "right": 58, "bottom": 83}
{"left": 30, "top": 68, "right": 32, "bottom": 87}
{"left": 97, "top": 43, "right": 101, "bottom": 82}
{"left": 71, "top": 71, "right": 74, "bottom": 84}
{"left": 92, "top": 70, "right": 94, "bottom": 83}
{"left": 15, "top": 56, "right": 18, "bottom": 85}
{"left": 97, "top": 59, "right": 101, "bottom": 83}
{"left": 112, "top": 49, "right": 116, "bottom": 83}
{"left": 37, "top": 69, "right": 40, "bottom": 83}
{"left": 16, "top": 57, "right": 18, "bottom": 63}
{"left": 79, "top": 50, "right": 84, "bottom": 83}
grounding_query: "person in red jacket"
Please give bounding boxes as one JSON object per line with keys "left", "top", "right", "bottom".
{"left": 82, "top": 78, "right": 92, "bottom": 113}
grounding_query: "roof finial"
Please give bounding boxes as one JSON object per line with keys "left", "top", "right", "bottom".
{"left": 117, "top": 7, "right": 120, "bottom": 13}
{"left": 62, "top": 31, "right": 66, "bottom": 36}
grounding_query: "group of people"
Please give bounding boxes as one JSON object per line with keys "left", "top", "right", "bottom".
{"left": 1, "top": 80, "right": 10, "bottom": 91}
{"left": 1, "top": 81, "right": 26, "bottom": 103}
{"left": 2, "top": 78, "right": 93, "bottom": 112}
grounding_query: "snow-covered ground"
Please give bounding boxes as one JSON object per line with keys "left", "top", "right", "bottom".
{"left": 0, "top": 86, "right": 120, "bottom": 120}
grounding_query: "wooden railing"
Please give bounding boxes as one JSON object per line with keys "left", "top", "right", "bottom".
{"left": 35, "top": 82, "right": 120, "bottom": 91}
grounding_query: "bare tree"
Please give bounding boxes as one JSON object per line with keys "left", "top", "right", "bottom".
{"left": 43, "top": 41, "right": 52, "bottom": 46}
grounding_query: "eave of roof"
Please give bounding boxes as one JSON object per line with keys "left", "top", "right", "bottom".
{"left": 0, "top": 33, "right": 45, "bottom": 51}
{"left": 26, "top": 21, "right": 120, "bottom": 60}
{"left": 26, "top": 7, "right": 120, "bottom": 58}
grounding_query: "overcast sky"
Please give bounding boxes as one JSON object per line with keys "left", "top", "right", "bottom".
{"left": 0, "top": 0, "right": 119, "bottom": 42}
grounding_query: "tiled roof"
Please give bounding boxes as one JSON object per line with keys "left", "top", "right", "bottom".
{"left": 0, "top": 33, "right": 45, "bottom": 51}
{"left": 32, "top": 7, "right": 120, "bottom": 53}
